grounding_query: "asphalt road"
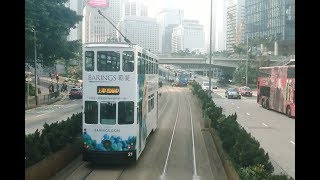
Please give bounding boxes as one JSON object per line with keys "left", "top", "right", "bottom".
{"left": 205, "top": 79, "right": 295, "bottom": 179}
{"left": 51, "top": 85, "right": 228, "bottom": 180}
{"left": 25, "top": 96, "right": 82, "bottom": 135}
{"left": 26, "top": 75, "right": 295, "bottom": 179}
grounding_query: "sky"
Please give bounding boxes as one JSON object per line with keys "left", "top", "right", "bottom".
{"left": 140, "top": 0, "right": 225, "bottom": 49}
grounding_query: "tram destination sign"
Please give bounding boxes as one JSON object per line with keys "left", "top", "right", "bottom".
{"left": 97, "top": 86, "right": 120, "bottom": 95}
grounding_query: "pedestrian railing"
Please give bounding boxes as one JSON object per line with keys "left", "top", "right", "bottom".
{"left": 25, "top": 91, "right": 61, "bottom": 110}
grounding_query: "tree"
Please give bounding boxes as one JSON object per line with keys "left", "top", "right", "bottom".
{"left": 25, "top": 0, "right": 83, "bottom": 68}
{"left": 232, "top": 43, "right": 247, "bottom": 57}
{"left": 233, "top": 61, "right": 259, "bottom": 85}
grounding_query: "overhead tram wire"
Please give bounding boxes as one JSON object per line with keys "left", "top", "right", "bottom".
{"left": 97, "top": 10, "right": 132, "bottom": 45}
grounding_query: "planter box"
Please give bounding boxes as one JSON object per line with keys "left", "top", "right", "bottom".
{"left": 209, "top": 127, "right": 240, "bottom": 180}
{"left": 25, "top": 141, "right": 81, "bottom": 180}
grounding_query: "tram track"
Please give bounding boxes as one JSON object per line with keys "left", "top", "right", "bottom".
{"left": 52, "top": 86, "right": 222, "bottom": 180}
{"left": 159, "top": 88, "right": 201, "bottom": 179}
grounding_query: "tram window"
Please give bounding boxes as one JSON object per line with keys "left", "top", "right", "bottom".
{"left": 100, "top": 102, "right": 116, "bottom": 125}
{"left": 97, "top": 51, "right": 120, "bottom": 71}
{"left": 145, "top": 59, "right": 148, "bottom": 74}
{"left": 118, "top": 101, "right": 134, "bottom": 124}
{"left": 151, "top": 97, "right": 154, "bottom": 109}
{"left": 123, "top": 51, "right": 134, "bottom": 72}
{"left": 139, "top": 57, "right": 145, "bottom": 74}
{"left": 84, "top": 101, "right": 98, "bottom": 124}
{"left": 85, "top": 51, "right": 94, "bottom": 71}
{"left": 148, "top": 94, "right": 154, "bottom": 112}
{"left": 156, "top": 64, "right": 158, "bottom": 74}
{"left": 151, "top": 62, "right": 154, "bottom": 74}
{"left": 138, "top": 57, "right": 142, "bottom": 74}
{"left": 148, "top": 99, "right": 151, "bottom": 112}
{"left": 148, "top": 61, "right": 151, "bottom": 74}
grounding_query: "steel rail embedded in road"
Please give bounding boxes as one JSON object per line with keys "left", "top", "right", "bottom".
{"left": 187, "top": 95, "right": 198, "bottom": 178}
{"left": 161, "top": 95, "right": 181, "bottom": 178}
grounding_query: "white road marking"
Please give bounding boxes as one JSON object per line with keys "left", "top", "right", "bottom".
{"left": 161, "top": 96, "right": 180, "bottom": 177}
{"left": 246, "top": 112, "right": 250, "bottom": 115}
{"left": 187, "top": 97, "right": 198, "bottom": 176}
{"left": 262, "top": 123, "right": 268, "bottom": 127}
{"left": 65, "top": 104, "right": 78, "bottom": 108}
{"left": 36, "top": 112, "right": 51, "bottom": 117}
{"left": 290, "top": 141, "right": 295, "bottom": 145}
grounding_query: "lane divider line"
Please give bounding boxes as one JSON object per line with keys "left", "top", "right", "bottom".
{"left": 161, "top": 95, "right": 180, "bottom": 177}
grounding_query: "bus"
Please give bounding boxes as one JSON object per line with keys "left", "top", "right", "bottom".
{"left": 257, "top": 65, "right": 295, "bottom": 118}
{"left": 81, "top": 42, "right": 159, "bottom": 164}
{"left": 172, "top": 72, "right": 189, "bottom": 87}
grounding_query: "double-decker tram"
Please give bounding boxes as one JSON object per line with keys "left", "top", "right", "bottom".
{"left": 82, "top": 42, "right": 159, "bottom": 163}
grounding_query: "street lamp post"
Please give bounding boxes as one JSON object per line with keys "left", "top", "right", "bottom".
{"left": 26, "top": 74, "right": 30, "bottom": 108}
{"left": 208, "top": 0, "right": 213, "bottom": 97}
{"left": 246, "top": 34, "right": 249, "bottom": 87}
{"left": 33, "top": 29, "right": 39, "bottom": 105}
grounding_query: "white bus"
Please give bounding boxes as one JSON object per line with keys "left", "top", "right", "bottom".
{"left": 82, "top": 42, "right": 159, "bottom": 164}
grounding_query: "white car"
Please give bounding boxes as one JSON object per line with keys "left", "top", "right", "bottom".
{"left": 201, "top": 81, "right": 209, "bottom": 90}
{"left": 201, "top": 81, "right": 218, "bottom": 90}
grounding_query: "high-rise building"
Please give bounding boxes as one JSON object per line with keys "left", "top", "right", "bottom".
{"left": 226, "top": 0, "right": 245, "bottom": 52}
{"left": 157, "top": 9, "right": 184, "bottom": 53}
{"left": 82, "top": 0, "right": 122, "bottom": 43}
{"left": 245, "top": 0, "right": 295, "bottom": 55}
{"left": 171, "top": 20, "right": 205, "bottom": 53}
{"left": 123, "top": 0, "right": 148, "bottom": 17}
{"left": 119, "top": 16, "right": 160, "bottom": 53}
{"left": 209, "top": 0, "right": 217, "bottom": 52}
{"left": 215, "top": 0, "right": 227, "bottom": 51}
{"left": 65, "top": 0, "right": 85, "bottom": 41}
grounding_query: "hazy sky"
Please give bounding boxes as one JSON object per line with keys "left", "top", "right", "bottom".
{"left": 141, "top": 0, "right": 211, "bottom": 22}
{"left": 141, "top": 0, "right": 212, "bottom": 38}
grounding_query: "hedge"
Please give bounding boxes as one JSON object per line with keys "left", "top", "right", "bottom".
{"left": 190, "top": 81, "right": 293, "bottom": 180}
{"left": 25, "top": 112, "right": 82, "bottom": 168}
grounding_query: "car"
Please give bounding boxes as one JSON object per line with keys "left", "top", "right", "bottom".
{"left": 212, "top": 83, "right": 218, "bottom": 89}
{"left": 201, "top": 81, "right": 218, "bottom": 90}
{"left": 201, "top": 81, "right": 210, "bottom": 91}
{"left": 239, "top": 86, "right": 253, "bottom": 97}
{"left": 69, "top": 87, "right": 83, "bottom": 99}
{"left": 225, "top": 87, "right": 241, "bottom": 99}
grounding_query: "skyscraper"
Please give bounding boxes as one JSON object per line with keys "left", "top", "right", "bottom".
{"left": 82, "top": 0, "right": 122, "bottom": 43}
{"left": 245, "top": 0, "right": 295, "bottom": 55}
{"left": 119, "top": 16, "right": 160, "bottom": 53}
{"left": 123, "top": 0, "right": 148, "bottom": 17}
{"left": 226, "top": 0, "right": 245, "bottom": 52}
{"left": 65, "top": 0, "right": 85, "bottom": 41}
{"left": 157, "top": 9, "right": 184, "bottom": 53}
{"left": 171, "top": 20, "right": 205, "bottom": 53}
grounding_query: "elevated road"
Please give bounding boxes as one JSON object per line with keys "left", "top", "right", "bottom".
{"left": 158, "top": 55, "right": 290, "bottom": 69}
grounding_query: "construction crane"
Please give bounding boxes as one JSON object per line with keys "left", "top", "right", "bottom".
{"left": 236, "top": 19, "right": 244, "bottom": 45}
{"left": 227, "top": 12, "right": 236, "bottom": 44}
{"left": 228, "top": 10, "right": 245, "bottom": 45}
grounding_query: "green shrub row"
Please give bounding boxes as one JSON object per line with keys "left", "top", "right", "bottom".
{"left": 25, "top": 112, "right": 82, "bottom": 168}
{"left": 190, "top": 81, "right": 293, "bottom": 180}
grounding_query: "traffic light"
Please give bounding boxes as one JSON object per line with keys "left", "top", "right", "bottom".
{"left": 175, "top": 72, "right": 177, "bottom": 77}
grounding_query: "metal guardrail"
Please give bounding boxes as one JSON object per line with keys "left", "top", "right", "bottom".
{"left": 25, "top": 91, "right": 61, "bottom": 110}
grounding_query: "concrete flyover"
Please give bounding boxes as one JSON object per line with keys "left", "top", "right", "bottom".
{"left": 158, "top": 55, "right": 286, "bottom": 69}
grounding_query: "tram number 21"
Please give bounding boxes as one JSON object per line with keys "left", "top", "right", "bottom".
{"left": 128, "top": 152, "right": 133, "bottom": 157}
